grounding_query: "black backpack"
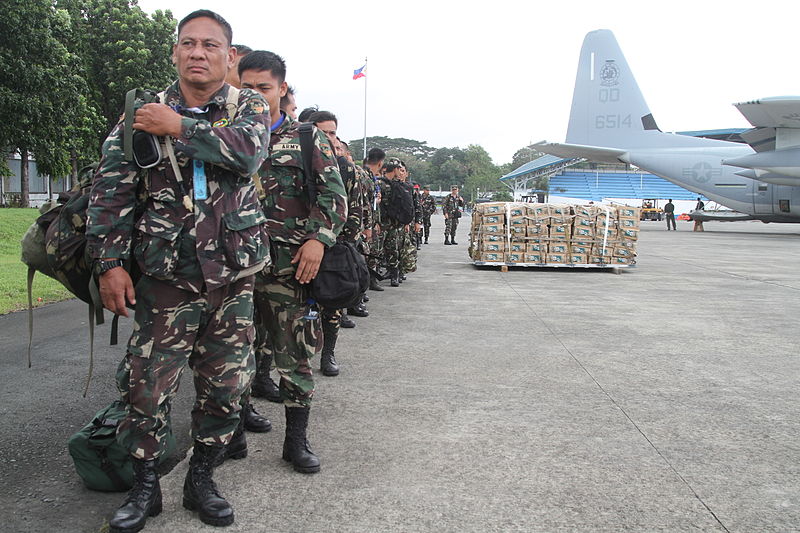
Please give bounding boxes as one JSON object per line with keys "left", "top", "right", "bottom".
{"left": 297, "top": 123, "right": 369, "bottom": 308}
{"left": 381, "top": 178, "right": 415, "bottom": 224}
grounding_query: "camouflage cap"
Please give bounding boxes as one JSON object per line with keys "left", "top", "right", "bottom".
{"left": 382, "top": 157, "right": 404, "bottom": 172}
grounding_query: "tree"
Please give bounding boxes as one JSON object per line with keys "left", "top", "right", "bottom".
{"left": 0, "top": 0, "right": 93, "bottom": 205}
{"left": 384, "top": 150, "right": 431, "bottom": 186}
{"left": 463, "top": 145, "right": 500, "bottom": 202}
{"left": 60, "top": 0, "right": 176, "bottom": 140}
{"left": 350, "top": 136, "right": 437, "bottom": 162}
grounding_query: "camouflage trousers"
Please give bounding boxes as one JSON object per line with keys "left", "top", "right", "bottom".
{"left": 401, "top": 230, "right": 417, "bottom": 274}
{"left": 116, "top": 275, "right": 255, "bottom": 460}
{"left": 445, "top": 217, "right": 459, "bottom": 239}
{"left": 254, "top": 244, "right": 320, "bottom": 407}
{"left": 367, "top": 230, "right": 384, "bottom": 272}
{"left": 383, "top": 225, "right": 403, "bottom": 270}
{"left": 422, "top": 215, "right": 432, "bottom": 240}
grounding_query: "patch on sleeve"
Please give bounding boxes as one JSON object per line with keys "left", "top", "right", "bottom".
{"left": 249, "top": 101, "right": 266, "bottom": 115}
{"left": 212, "top": 118, "right": 230, "bottom": 128}
{"left": 319, "top": 143, "right": 333, "bottom": 158}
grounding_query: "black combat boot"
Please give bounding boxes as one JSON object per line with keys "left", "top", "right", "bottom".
{"left": 320, "top": 319, "right": 340, "bottom": 377}
{"left": 242, "top": 401, "right": 272, "bottom": 433}
{"left": 444, "top": 236, "right": 451, "bottom": 245}
{"left": 339, "top": 314, "right": 356, "bottom": 328}
{"left": 109, "top": 458, "right": 162, "bottom": 533}
{"left": 282, "top": 406, "right": 320, "bottom": 474}
{"left": 362, "top": 293, "right": 370, "bottom": 303}
{"left": 183, "top": 442, "right": 235, "bottom": 527}
{"left": 251, "top": 352, "right": 281, "bottom": 403}
{"left": 215, "top": 416, "right": 248, "bottom": 467}
{"left": 451, "top": 235, "right": 458, "bottom": 245}
{"left": 390, "top": 268, "right": 400, "bottom": 287}
{"left": 369, "top": 275, "right": 384, "bottom": 291}
{"left": 347, "top": 304, "right": 369, "bottom": 317}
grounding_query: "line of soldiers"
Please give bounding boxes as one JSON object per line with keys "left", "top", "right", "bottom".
{"left": 83, "top": 9, "right": 451, "bottom": 533}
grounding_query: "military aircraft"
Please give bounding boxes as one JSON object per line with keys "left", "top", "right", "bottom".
{"left": 535, "top": 29, "right": 800, "bottom": 223}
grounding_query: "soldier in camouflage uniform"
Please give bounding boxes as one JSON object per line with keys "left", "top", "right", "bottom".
{"left": 308, "top": 127, "right": 366, "bottom": 375}
{"left": 239, "top": 53, "right": 347, "bottom": 474}
{"left": 443, "top": 185, "right": 465, "bottom": 245}
{"left": 377, "top": 158, "right": 416, "bottom": 286}
{"left": 420, "top": 186, "right": 437, "bottom": 244}
{"left": 361, "top": 148, "right": 385, "bottom": 291}
{"left": 397, "top": 162, "right": 421, "bottom": 280}
{"left": 86, "top": 11, "right": 269, "bottom": 531}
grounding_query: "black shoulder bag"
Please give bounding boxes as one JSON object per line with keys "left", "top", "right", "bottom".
{"left": 298, "top": 123, "right": 369, "bottom": 309}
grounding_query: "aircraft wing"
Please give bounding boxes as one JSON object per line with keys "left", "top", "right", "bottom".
{"left": 734, "top": 97, "right": 800, "bottom": 129}
{"left": 734, "top": 97, "right": 800, "bottom": 152}
{"left": 726, "top": 97, "right": 800, "bottom": 182}
{"left": 534, "top": 141, "right": 628, "bottom": 164}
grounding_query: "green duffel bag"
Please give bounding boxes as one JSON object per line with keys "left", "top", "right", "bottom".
{"left": 68, "top": 400, "right": 176, "bottom": 492}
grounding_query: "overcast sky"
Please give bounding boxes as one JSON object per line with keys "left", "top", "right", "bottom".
{"left": 137, "top": 0, "right": 800, "bottom": 166}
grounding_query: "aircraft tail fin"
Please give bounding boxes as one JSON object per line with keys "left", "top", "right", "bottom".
{"left": 566, "top": 30, "right": 659, "bottom": 148}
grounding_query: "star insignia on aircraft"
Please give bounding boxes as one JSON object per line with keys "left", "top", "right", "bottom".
{"left": 682, "top": 162, "right": 722, "bottom": 183}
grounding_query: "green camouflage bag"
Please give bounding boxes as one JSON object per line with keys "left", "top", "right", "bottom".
{"left": 67, "top": 400, "right": 176, "bottom": 492}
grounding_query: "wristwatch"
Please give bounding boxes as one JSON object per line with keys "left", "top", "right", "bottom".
{"left": 94, "top": 258, "right": 125, "bottom": 277}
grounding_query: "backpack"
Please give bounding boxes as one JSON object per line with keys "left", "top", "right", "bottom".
{"left": 297, "top": 123, "right": 369, "bottom": 308}
{"left": 20, "top": 87, "right": 240, "bottom": 396}
{"left": 67, "top": 400, "right": 176, "bottom": 492}
{"left": 20, "top": 163, "right": 139, "bottom": 396}
{"left": 381, "top": 178, "right": 415, "bottom": 224}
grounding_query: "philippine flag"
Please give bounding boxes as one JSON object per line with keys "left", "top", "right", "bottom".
{"left": 353, "top": 64, "right": 366, "bottom": 80}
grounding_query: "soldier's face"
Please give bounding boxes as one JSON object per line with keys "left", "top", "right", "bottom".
{"left": 316, "top": 120, "right": 337, "bottom": 149}
{"left": 240, "top": 68, "right": 287, "bottom": 121}
{"left": 173, "top": 17, "right": 234, "bottom": 89}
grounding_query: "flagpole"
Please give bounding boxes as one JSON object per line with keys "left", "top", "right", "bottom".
{"left": 362, "top": 57, "right": 368, "bottom": 161}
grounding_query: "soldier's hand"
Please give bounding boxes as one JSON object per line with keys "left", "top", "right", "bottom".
{"left": 99, "top": 267, "right": 136, "bottom": 318}
{"left": 404, "top": 225, "right": 410, "bottom": 233}
{"left": 414, "top": 223, "right": 421, "bottom": 233}
{"left": 133, "top": 103, "right": 183, "bottom": 137}
{"left": 363, "top": 228, "right": 372, "bottom": 240}
{"left": 374, "top": 224, "right": 381, "bottom": 235}
{"left": 292, "top": 239, "right": 325, "bottom": 284}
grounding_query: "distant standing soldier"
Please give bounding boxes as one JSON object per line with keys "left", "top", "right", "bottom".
{"left": 443, "top": 185, "right": 465, "bottom": 244}
{"left": 420, "top": 186, "right": 436, "bottom": 244}
{"left": 664, "top": 198, "right": 676, "bottom": 230}
{"left": 86, "top": 10, "right": 271, "bottom": 531}
{"left": 693, "top": 197, "right": 705, "bottom": 232}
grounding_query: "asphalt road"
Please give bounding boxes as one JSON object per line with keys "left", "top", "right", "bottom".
{"left": 2, "top": 215, "right": 800, "bottom": 532}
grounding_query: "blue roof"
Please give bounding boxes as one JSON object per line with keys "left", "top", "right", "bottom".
{"left": 500, "top": 155, "right": 572, "bottom": 181}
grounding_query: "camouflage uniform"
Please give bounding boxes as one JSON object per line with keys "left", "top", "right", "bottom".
{"left": 377, "top": 177, "right": 404, "bottom": 272}
{"left": 443, "top": 193, "right": 465, "bottom": 242}
{"left": 360, "top": 165, "right": 383, "bottom": 275}
{"left": 255, "top": 114, "right": 346, "bottom": 407}
{"left": 401, "top": 187, "right": 422, "bottom": 273}
{"left": 421, "top": 193, "right": 437, "bottom": 242}
{"left": 86, "top": 82, "right": 271, "bottom": 459}
{"left": 320, "top": 154, "right": 363, "bottom": 335}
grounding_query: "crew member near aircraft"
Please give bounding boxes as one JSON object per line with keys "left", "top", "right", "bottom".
{"left": 664, "top": 199, "right": 676, "bottom": 230}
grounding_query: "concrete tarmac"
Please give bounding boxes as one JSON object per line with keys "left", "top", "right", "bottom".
{"left": 2, "top": 215, "right": 800, "bottom": 532}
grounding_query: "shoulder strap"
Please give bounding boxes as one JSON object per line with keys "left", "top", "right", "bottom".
{"left": 298, "top": 122, "right": 316, "bottom": 206}
{"left": 123, "top": 89, "right": 138, "bottom": 162}
{"left": 224, "top": 86, "right": 240, "bottom": 122}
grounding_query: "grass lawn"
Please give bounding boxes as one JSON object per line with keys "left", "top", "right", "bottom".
{"left": 0, "top": 208, "right": 73, "bottom": 314}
